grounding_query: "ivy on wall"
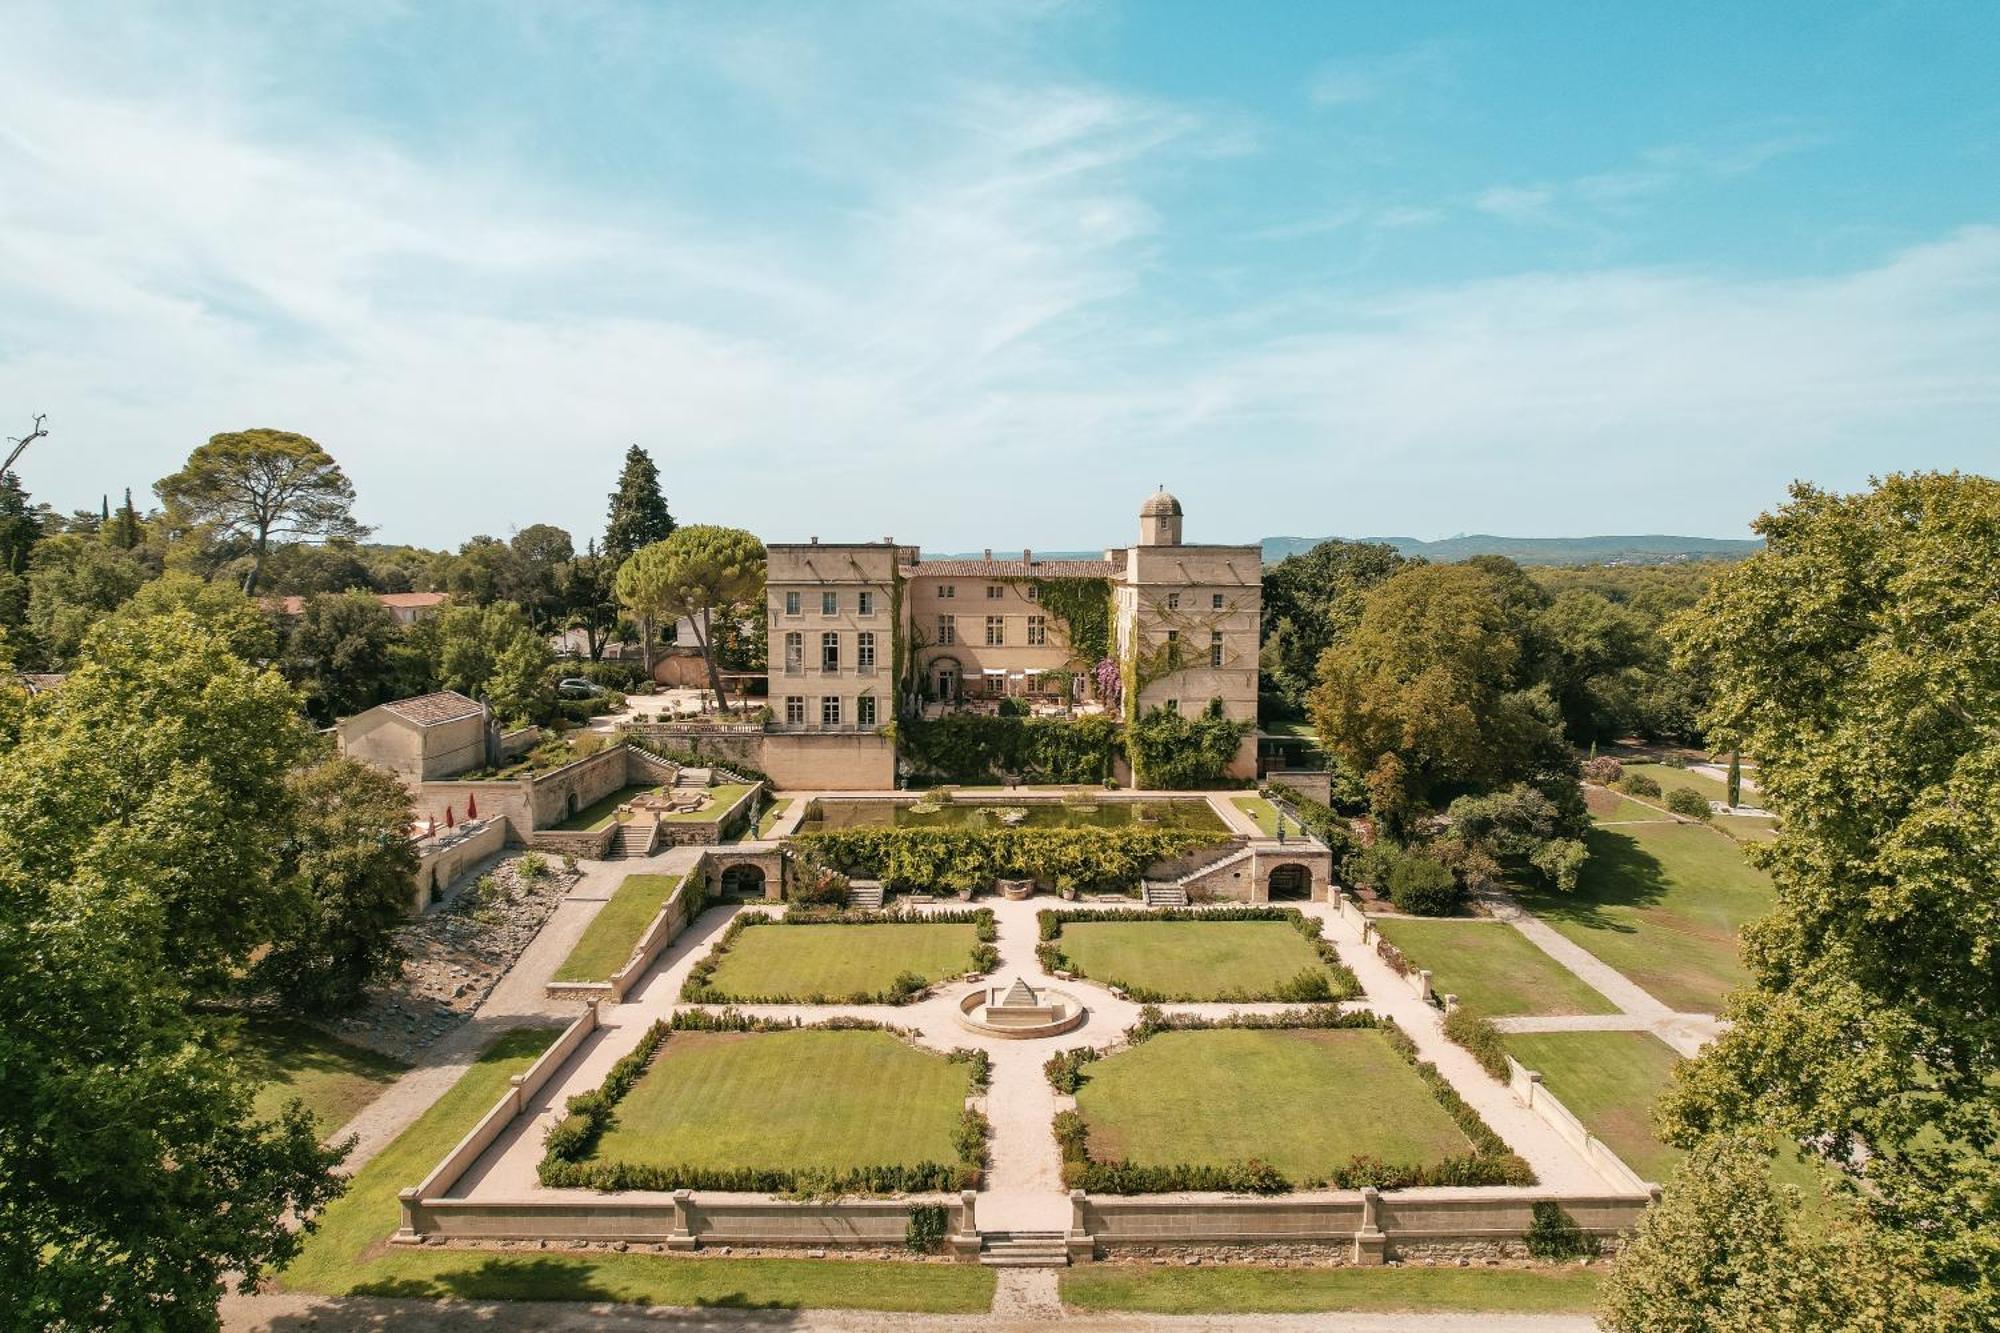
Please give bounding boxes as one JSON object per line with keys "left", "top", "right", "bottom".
{"left": 898, "top": 713, "right": 1121, "bottom": 784}
{"left": 1126, "top": 698, "right": 1254, "bottom": 789}
{"left": 1026, "top": 576, "right": 1114, "bottom": 665}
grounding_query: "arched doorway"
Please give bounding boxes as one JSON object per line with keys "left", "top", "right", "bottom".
{"left": 1267, "top": 863, "right": 1312, "bottom": 901}
{"left": 721, "top": 864, "right": 767, "bottom": 899}
{"left": 931, "top": 656, "right": 961, "bottom": 703}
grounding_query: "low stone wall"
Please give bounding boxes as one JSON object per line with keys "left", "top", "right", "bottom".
{"left": 526, "top": 825, "right": 618, "bottom": 859}
{"left": 1507, "top": 1056, "right": 1654, "bottom": 1191}
{"left": 1069, "top": 1184, "right": 1654, "bottom": 1264}
{"left": 400, "top": 1190, "right": 935, "bottom": 1249}
{"left": 652, "top": 782, "right": 765, "bottom": 848}
{"left": 527, "top": 745, "right": 633, "bottom": 829}
{"left": 499, "top": 726, "right": 541, "bottom": 761}
{"left": 410, "top": 818, "right": 508, "bottom": 914}
{"left": 545, "top": 869, "right": 709, "bottom": 1003}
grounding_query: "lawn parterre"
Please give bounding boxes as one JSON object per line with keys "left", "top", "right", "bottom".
{"left": 1037, "top": 906, "right": 1359, "bottom": 1002}
{"left": 1511, "top": 818, "right": 1773, "bottom": 1012}
{"left": 544, "top": 1019, "right": 988, "bottom": 1194}
{"left": 554, "top": 783, "right": 664, "bottom": 831}
{"left": 1229, "top": 794, "right": 1282, "bottom": 835}
{"left": 235, "top": 1016, "right": 407, "bottom": 1137}
{"left": 1371, "top": 918, "right": 1617, "bottom": 1017}
{"left": 1062, "top": 1009, "right": 1531, "bottom": 1191}
{"left": 279, "top": 1028, "right": 993, "bottom": 1311}
{"left": 682, "top": 909, "right": 997, "bottom": 1004}
{"left": 1583, "top": 784, "right": 1675, "bottom": 825}
{"left": 552, "top": 873, "right": 689, "bottom": 983}
{"left": 1503, "top": 1029, "right": 1683, "bottom": 1183}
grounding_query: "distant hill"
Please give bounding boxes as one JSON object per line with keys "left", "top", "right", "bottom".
{"left": 934, "top": 534, "right": 1761, "bottom": 568}
{"left": 1259, "top": 533, "right": 1762, "bottom": 566}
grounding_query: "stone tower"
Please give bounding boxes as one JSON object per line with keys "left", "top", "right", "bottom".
{"left": 1139, "top": 487, "right": 1184, "bottom": 546}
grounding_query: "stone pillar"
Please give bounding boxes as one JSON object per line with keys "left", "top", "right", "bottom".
{"left": 1353, "top": 1186, "right": 1387, "bottom": 1265}
{"left": 950, "top": 1189, "right": 982, "bottom": 1263}
{"left": 391, "top": 1187, "right": 424, "bottom": 1244}
{"left": 1416, "top": 969, "right": 1433, "bottom": 1003}
{"left": 667, "top": 1189, "right": 698, "bottom": 1250}
{"left": 1066, "top": 1189, "right": 1095, "bottom": 1264}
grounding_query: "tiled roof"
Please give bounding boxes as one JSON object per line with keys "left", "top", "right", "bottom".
{"left": 381, "top": 690, "right": 484, "bottom": 727}
{"left": 902, "top": 559, "right": 1116, "bottom": 579}
{"left": 379, "top": 592, "right": 449, "bottom": 609}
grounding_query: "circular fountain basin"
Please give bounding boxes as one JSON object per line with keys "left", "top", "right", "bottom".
{"left": 956, "top": 979, "right": 1088, "bottom": 1039}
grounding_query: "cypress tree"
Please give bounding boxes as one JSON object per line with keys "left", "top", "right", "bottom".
{"left": 603, "top": 445, "right": 676, "bottom": 562}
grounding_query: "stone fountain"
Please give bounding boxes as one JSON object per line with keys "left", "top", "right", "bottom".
{"left": 956, "top": 976, "right": 1087, "bottom": 1039}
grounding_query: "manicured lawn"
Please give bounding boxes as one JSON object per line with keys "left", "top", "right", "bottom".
{"left": 234, "top": 1016, "right": 407, "bottom": 1138}
{"left": 664, "top": 782, "right": 753, "bottom": 822}
{"left": 1056, "top": 919, "right": 1346, "bottom": 1001}
{"left": 1372, "top": 918, "right": 1617, "bottom": 1016}
{"left": 755, "top": 797, "right": 792, "bottom": 837}
{"left": 554, "top": 784, "right": 663, "bottom": 832}
{"left": 1061, "top": 1264, "right": 1603, "bottom": 1314}
{"left": 1584, "top": 784, "right": 1674, "bottom": 824}
{"left": 1624, "top": 762, "right": 1730, "bottom": 807}
{"left": 701, "top": 921, "right": 980, "bottom": 1001}
{"left": 1230, "top": 795, "right": 1281, "bottom": 835}
{"left": 280, "top": 1027, "right": 992, "bottom": 1312}
{"left": 591, "top": 1029, "right": 972, "bottom": 1174}
{"left": 1512, "top": 820, "right": 1772, "bottom": 1012}
{"left": 1715, "top": 812, "right": 1779, "bottom": 842}
{"left": 552, "top": 874, "right": 683, "bottom": 983}
{"left": 1075, "top": 1029, "right": 1472, "bottom": 1183}
{"left": 1504, "top": 1029, "right": 1682, "bottom": 1182}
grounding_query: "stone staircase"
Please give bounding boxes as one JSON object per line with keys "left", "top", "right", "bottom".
{"left": 674, "top": 766, "right": 713, "bottom": 789}
{"left": 1149, "top": 845, "right": 1261, "bottom": 905}
{"left": 979, "top": 1230, "right": 1069, "bottom": 1267}
{"left": 609, "top": 821, "right": 657, "bottom": 858}
{"left": 1142, "top": 882, "right": 1188, "bottom": 908}
{"left": 847, "top": 881, "right": 885, "bottom": 910}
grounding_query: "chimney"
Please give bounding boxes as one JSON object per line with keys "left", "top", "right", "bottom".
{"left": 1024, "top": 548, "right": 1033, "bottom": 563}
{"left": 983, "top": 548, "right": 992, "bottom": 562}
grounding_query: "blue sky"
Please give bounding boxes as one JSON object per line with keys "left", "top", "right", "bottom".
{"left": 2, "top": 1, "right": 1996, "bottom": 550}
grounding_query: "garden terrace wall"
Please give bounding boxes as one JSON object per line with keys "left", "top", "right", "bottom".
{"left": 526, "top": 745, "right": 635, "bottom": 829}
{"left": 1506, "top": 1056, "right": 1655, "bottom": 1191}
{"left": 526, "top": 824, "right": 618, "bottom": 859}
{"left": 397, "top": 1190, "right": 938, "bottom": 1249}
{"left": 545, "top": 869, "right": 710, "bottom": 1003}
{"left": 654, "top": 782, "right": 765, "bottom": 847}
{"left": 1069, "top": 1185, "right": 1654, "bottom": 1264}
{"left": 409, "top": 818, "right": 507, "bottom": 914}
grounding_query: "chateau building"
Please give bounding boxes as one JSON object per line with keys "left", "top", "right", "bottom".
{"left": 761, "top": 490, "right": 1261, "bottom": 784}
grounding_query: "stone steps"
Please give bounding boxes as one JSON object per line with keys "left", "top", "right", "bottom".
{"left": 848, "top": 882, "right": 884, "bottom": 910}
{"left": 674, "top": 766, "right": 714, "bottom": 788}
{"left": 979, "top": 1230, "right": 1069, "bottom": 1267}
{"left": 610, "top": 822, "right": 657, "bottom": 858}
{"left": 1142, "top": 883, "right": 1188, "bottom": 908}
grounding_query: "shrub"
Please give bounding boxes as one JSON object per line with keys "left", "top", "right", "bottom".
{"left": 1659, "top": 753, "right": 1689, "bottom": 769}
{"left": 905, "top": 1203, "right": 950, "bottom": 1254}
{"left": 1388, "top": 854, "right": 1461, "bottom": 916}
{"left": 1666, "top": 787, "right": 1711, "bottom": 820}
{"left": 516, "top": 851, "right": 548, "bottom": 882}
{"left": 1126, "top": 699, "right": 1254, "bottom": 790}
{"left": 1442, "top": 1006, "right": 1510, "bottom": 1082}
{"left": 788, "top": 858, "right": 850, "bottom": 906}
{"left": 887, "top": 971, "right": 930, "bottom": 1003}
{"left": 946, "top": 1047, "right": 992, "bottom": 1090}
{"left": 969, "top": 943, "right": 1001, "bottom": 974}
{"left": 1525, "top": 1201, "right": 1594, "bottom": 1259}
{"left": 1582, "top": 756, "right": 1624, "bottom": 785}
{"left": 1043, "top": 1046, "right": 1099, "bottom": 1094}
{"left": 1619, "top": 772, "right": 1662, "bottom": 799}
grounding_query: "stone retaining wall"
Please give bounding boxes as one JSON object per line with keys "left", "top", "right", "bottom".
{"left": 544, "top": 868, "right": 709, "bottom": 1003}
{"left": 399, "top": 1190, "right": 933, "bottom": 1249}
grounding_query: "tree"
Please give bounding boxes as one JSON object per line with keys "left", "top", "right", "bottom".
{"left": 0, "top": 469, "right": 41, "bottom": 575}
{"left": 602, "top": 444, "right": 675, "bottom": 562}
{"left": 154, "top": 429, "right": 368, "bottom": 595}
{"left": 25, "top": 532, "right": 150, "bottom": 665}
{"left": 1650, "top": 473, "right": 2000, "bottom": 1331}
{"left": 0, "top": 611, "right": 342, "bottom": 1326}
{"left": 557, "top": 538, "right": 618, "bottom": 660}
{"left": 1602, "top": 1136, "right": 1925, "bottom": 1332}
{"left": 256, "top": 537, "right": 373, "bottom": 596}
{"left": 254, "top": 756, "right": 417, "bottom": 1012}
{"left": 109, "top": 572, "right": 280, "bottom": 662}
{"left": 108, "top": 487, "right": 142, "bottom": 550}
{"left": 1726, "top": 751, "right": 1742, "bottom": 809}
{"left": 615, "top": 526, "right": 764, "bottom": 708}
{"left": 426, "top": 601, "right": 552, "bottom": 723}
{"left": 1534, "top": 587, "right": 1650, "bottom": 742}
{"left": 1259, "top": 539, "right": 1407, "bottom": 711}
{"left": 509, "top": 523, "right": 574, "bottom": 629}
{"left": 282, "top": 589, "right": 403, "bottom": 723}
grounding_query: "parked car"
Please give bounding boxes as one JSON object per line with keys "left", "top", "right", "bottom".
{"left": 556, "top": 677, "right": 605, "bottom": 698}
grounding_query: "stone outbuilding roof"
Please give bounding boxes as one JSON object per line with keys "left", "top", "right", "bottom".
{"left": 380, "top": 691, "right": 485, "bottom": 727}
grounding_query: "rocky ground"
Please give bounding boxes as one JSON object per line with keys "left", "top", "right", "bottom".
{"left": 326, "top": 852, "right": 580, "bottom": 1061}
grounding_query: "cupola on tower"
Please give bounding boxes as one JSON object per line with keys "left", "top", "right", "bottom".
{"left": 1139, "top": 488, "right": 1184, "bottom": 546}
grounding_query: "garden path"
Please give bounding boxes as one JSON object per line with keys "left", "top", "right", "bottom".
{"left": 327, "top": 844, "right": 709, "bottom": 1178}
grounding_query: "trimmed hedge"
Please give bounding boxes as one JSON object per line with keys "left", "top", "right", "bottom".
{"left": 1055, "top": 1006, "right": 1535, "bottom": 1193}
{"left": 1035, "top": 906, "right": 1362, "bottom": 1002}
{"left": 1043, "top": 1045, "right": 1100, "bottom": 1094}
{"left": 793, "top": 825, "right": 1222, "bottom": 897}
{"left": 679, "top": 908, "right": 997, "bottom": 1005}
{"left": 898, "top": 712, "right": 1121, "bottom": 785}
{"left": 538, "top": 1011, "right": 988, "bottom": 1195}
{"left": 1441, "top": 1006, "right": 1511, "bottom": 1082}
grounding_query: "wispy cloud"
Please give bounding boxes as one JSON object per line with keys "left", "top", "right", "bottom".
{"left": 1307, "top": 40, "right": 1456, "bottom": 108}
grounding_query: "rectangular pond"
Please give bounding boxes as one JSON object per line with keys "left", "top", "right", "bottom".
{"left": 796, "top": 796, "right": 1228, "bottom": 834}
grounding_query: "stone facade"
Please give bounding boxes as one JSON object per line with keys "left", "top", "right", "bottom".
{"left": 336, "top": 690, "right": 490, "bottom": 782}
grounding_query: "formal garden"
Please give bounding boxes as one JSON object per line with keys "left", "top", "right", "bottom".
{"left": 680, "top": 909, "right": 999, "bottom": 1004}
{"left": 1372, "top": 918, "right": 1617, "bottom": 1016}
{"left": 1037, "top": 906, "right": 1357, "bottom": 1002}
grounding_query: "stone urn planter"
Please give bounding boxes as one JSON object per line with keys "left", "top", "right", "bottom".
{"left": 996, "top": 877, "right": 1036, "bottom": 901}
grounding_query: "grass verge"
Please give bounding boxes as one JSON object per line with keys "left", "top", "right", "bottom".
{"left": 1060, "top": 1263, "right": 1604, "bottom": 1314}
{"left": 236, "top": 1016, "right": 408, "bottom": 1137}
{"left": 1372, "top": 918, "right": 1616, "bottom": 1016}
{"left": 551, "top": 874, "right": 684, "bottom": 983}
